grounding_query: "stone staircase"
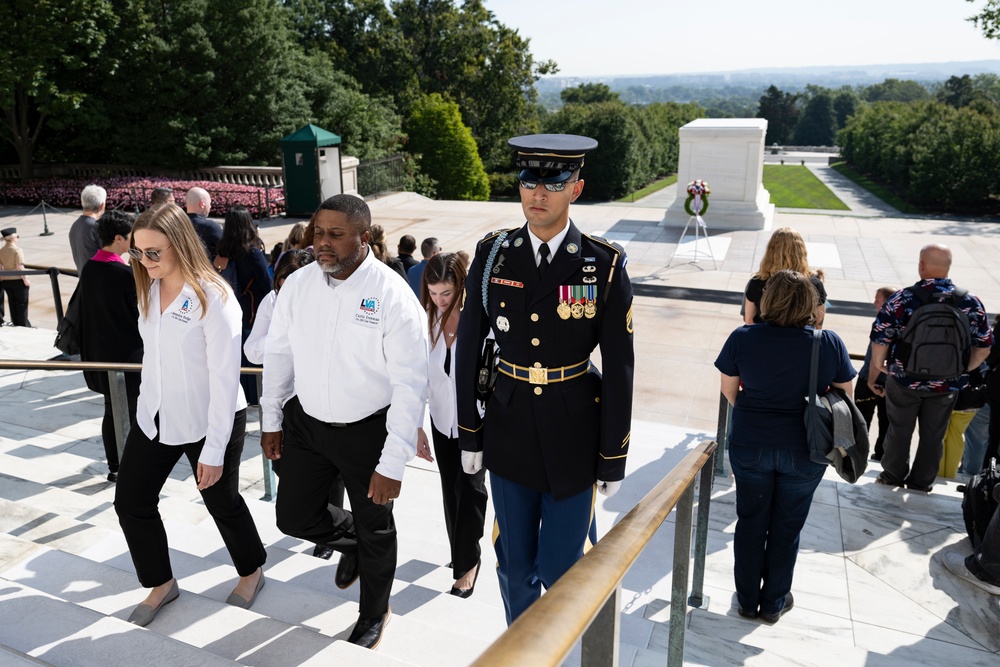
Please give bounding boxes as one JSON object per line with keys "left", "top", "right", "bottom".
{"left": 1, "top": 362, "right": 998, "bottom": 666}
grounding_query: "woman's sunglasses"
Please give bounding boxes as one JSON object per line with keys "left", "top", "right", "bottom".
{"left": 128, "top": 245, "right": 171, "bottom": 262}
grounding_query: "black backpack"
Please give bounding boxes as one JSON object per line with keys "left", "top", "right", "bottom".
{"left": 962, "top": 459, "right": 1000, "bottom": 549}
{"left": 895, "top": 286, "right": 971, "bottom": 380}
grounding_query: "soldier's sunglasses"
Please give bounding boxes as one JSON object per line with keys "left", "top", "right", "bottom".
{"left": 519, "top": 179, "right": 580, "bottom": 192}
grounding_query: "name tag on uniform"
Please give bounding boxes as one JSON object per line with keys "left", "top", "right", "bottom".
{"left": 490, "top": 278, "right": 524, "bottom": 288}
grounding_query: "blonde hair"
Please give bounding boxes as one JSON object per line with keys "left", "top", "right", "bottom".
{"left": 754, "top": 227, "right": 824, "bottom": 282}
{"left": 131, "top": 204, "right": 229, "bottom": 319}
{"left": 759, "top": 270, "right": 818, "bottom": 328}
{"left": 283, "top": 221, "right": 308, "bottom": 252}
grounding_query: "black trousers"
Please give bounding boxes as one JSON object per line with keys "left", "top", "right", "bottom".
{"left": 276, "top": 396, "right": 396, "bottom": 618}
{"left": 855, "top": 380, "right": 889, "bottom": 459}
{"left": 431, "top": 421, "right": 488, "bottom": 579}
{"left": 1, "top": 281, "right": 29, "bottom": 327}
{"left": 100, "top": 387, "right": 139, "bottom": 474}
{"left": 114, "top": 409, "right": 266, "bottom": 587}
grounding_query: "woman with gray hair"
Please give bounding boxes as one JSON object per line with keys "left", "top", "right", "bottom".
{"left": 715, "top": 269, "right": 854, "bottom": 623}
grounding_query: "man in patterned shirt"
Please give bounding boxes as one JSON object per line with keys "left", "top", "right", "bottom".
{"left": 868, "top": 244, "right": 992, "bottom": 492}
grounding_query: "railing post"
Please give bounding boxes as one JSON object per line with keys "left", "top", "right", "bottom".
{"left": 667, "top": 483, "right": 694, "bottom": 667}
{"left": 258, "top": 373, "right": 276, "bottom": 501}
{"left": 108, "top": 370, "right": 131, "bottom": 462}
{"left": 48, "top": 267, "right": 65, "bottom": 321}
{"left": 582, "top": 583, "right": 621, "bottom": 667}
{"left": 715, "top": 394, "right": 731, "bottom": 477}
{"left": 688, "top": 447, "right": 715, "bottom": 609}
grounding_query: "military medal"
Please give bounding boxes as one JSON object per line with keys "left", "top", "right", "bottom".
{"left": 582, "top": 265, "right": 596, "bottom": 273}
{"left": 583, "top": 276, "right": 597, "bottom": 284}
{"left": 557, "top": 285, "right": 571, "bottom": 320}
{"left": 496, "top": 315, "right": 510, "bottom": 332}
{"left": 584, "top": 285, "right": 597, "bottom": 319}
{"left": 570, "top": 285, "right": 584, "bottom": 319}
{"left": 492, "top": 255, "right": 506, "bottom": 274}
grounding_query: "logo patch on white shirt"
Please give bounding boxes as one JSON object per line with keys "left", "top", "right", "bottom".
{"left": 355, "top": 296, "right": 382, "bottom": 326}
{"left": 170, "top": 298, "right": 198, "bottom": 324}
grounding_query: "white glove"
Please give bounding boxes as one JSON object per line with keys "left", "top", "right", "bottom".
{"left": 462, "top": 451, "right": 483, "bottom": 474}
{"left": 597, "top": 480, "right": 621, "bottom": 498}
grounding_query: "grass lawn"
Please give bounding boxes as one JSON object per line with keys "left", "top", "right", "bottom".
{"left": 829, "top": 162, "right": 922, "bottom": 214}
{"left": 762, "top": 165, "right": 849, "bottom": 210}
{"left": 617, "top": 174, "right": 678, "bottom": 202}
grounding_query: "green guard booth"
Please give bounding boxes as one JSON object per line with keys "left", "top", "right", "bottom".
{"left": 279, "top": 124, "right": 343, "bottom": 216}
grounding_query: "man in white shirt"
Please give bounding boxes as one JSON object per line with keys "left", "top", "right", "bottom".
{"left": 261, "top": 194, "right": 428, "bottom": 650}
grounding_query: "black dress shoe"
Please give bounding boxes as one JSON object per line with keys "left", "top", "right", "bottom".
{"left": 348, "top": 607, "right": 390, "bottom": 649}
{"left": 759, "top": 592, "right": 793, "bottom": 623}
{"left": 107, "top": 472, "right": 118, "bottom": 483}
{"left": 335, "top": 552, "right": 360, "bottom": 589}
{"left": 737, "top": 606, "right": 757, "bottom": 619}
{"left": 449, "top": 559, "right": 480, "bottom": 599}
{"left": 312, "top": 544, "right": 335, "bottom": 560}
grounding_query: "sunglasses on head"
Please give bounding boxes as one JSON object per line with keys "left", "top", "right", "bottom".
{"left": 519, "top": 179, "right": 579, "bottom": 192}
{"left": 128, "top": 245, "right": 171, "bottom": 262}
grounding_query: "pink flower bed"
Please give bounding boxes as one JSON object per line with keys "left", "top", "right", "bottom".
{"left": 3, "top": 177, "right": 285, "bottom": 218}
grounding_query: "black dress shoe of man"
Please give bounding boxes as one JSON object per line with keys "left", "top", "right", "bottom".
{"left": 348, "top": 607, "right": 391, "bottom": 650}
{"left": 759, "top": 592, "right": 794, "bottom": 623}
{"left": 312, "top": 544, "right": 335, "bottom": 560}
{"left": 335, "top": 551, "right": 360, "bottom": 589}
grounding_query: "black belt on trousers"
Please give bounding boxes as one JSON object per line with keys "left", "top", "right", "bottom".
{"left": 497, "top": 358, "right": 590, "bottom": 385}
{"left": 330, "top": 405, "right": 390, "bottom": 428}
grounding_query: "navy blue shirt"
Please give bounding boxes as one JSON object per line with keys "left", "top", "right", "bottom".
{"left": 715, "top": 324, "right": 855, "bottom": 448}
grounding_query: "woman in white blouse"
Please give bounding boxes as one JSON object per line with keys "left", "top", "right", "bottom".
{"left": 115, "top": 204, "right": 266, "bottom": 626}
{"left": 416, "top": 253, "right": 488, "bottom": 598}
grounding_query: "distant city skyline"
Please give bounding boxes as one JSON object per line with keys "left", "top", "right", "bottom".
{"left": 486, "top": 0, "right": 1000, "bottom": 78}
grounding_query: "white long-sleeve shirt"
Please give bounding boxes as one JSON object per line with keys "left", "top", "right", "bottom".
{"left": 243, "top": 290, "right": 276, "bottom": 365}
{"left": 426, "top": 330, "right": 458, "bottom": 438}
{"left": 261, "top": 251, "right": 428, "bottom": 481}
{"left": 136, "top": 279, "right": 247, "bottom": 466}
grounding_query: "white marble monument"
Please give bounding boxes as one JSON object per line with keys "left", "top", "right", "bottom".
{"left": 662, "top": 118, "right": 775, "bottom": 230}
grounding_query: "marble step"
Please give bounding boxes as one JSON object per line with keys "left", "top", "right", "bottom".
{"left": 0, "top": 496, "right": 111, "bottom": 561}
{"left": 0, "top": 645, "right": 56, "bottom": 666}
{"left": 78, "top": 516, "right": 505, "bottom": 661}
{"left": 0, "top": 540, "right": 416, "bottom": 666}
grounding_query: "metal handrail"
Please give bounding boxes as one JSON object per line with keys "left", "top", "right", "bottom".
{"left": 471, "top": 440, "right": 718, "bottom": 667}
{"left": 0, "top": 359, "right": 275, "bottom": 500}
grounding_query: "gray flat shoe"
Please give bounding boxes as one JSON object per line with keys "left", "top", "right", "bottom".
{"left": 226, "top": 571, "right": 265, "bottom": 609}
{"left": 127, "top": 579, "right": 179, "bottom": 626}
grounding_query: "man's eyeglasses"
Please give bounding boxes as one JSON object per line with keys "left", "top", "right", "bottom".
{"left": 128, "top": 245, "right": 171, "bottom": 262}
{"left": 519, "top": 179, "right": 579, "bottom": 192}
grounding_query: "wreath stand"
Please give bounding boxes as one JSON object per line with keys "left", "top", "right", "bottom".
{"left": 668, "top": 214, "right": 716, "bottom": 270}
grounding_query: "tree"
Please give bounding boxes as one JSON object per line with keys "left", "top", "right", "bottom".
{"left": 793, "top": 90, "right": 837, "bottom": 146}
{"left": 862, "top": 78, "right": 929, "bottom": 103}
{"left": 544, "top": 101, "right": 643, "bottom": 200}
{"left": 0, "top": 0, "right": 118, "bottom": 177}
{"left": 286, "top": 0, "right": 557, "bottom": 172}
{"left": 968, "top": 0, "right": 1000, "bottom": 38}
{"left": 405, "top": 93, "right": 489, "bottom": 200}
{"left": 756, "top": 85, "right": 798, "bottom": 144}
{"left": 561, "top": 83, "right": 619, "bottom": 105}
{"left": 937, "top": 74, "right": 986, "bottom": 108}
{"left": 832, "top": 87, "right": 860, "bottom": 130}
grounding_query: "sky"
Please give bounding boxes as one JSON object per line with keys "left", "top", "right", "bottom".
{"left": 485, "top": 0, "right": 1000, "bottom": 78}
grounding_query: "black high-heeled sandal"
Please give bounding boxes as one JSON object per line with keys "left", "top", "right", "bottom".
{"left": 449, "top": 559, "right": 481, "bottom": 599}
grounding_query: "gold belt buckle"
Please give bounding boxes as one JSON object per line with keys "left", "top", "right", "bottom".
{"left": 528, "top": 367, "right": 548, "bottom": 385}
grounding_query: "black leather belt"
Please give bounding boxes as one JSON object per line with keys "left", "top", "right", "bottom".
{"left": 497, "top": 358, "right": 590, "bottom": 385}
{"left": 330, "top": 405, "right": 389, "bottom": 428}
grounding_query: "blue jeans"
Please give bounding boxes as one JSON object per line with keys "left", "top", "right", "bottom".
{"left": 730, "top": 445, "right": 825, "bottom": 615}
{"left": 959, "top": 403, "right": 990, "bottom": 476}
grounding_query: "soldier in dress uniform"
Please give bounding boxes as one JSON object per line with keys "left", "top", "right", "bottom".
{"left": 455, "top": 134, "right": 635, "bottom": 624}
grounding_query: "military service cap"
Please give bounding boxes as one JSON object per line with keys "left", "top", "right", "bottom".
{"left": 509, "top": 134, "right": 598, "bottom": 185}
